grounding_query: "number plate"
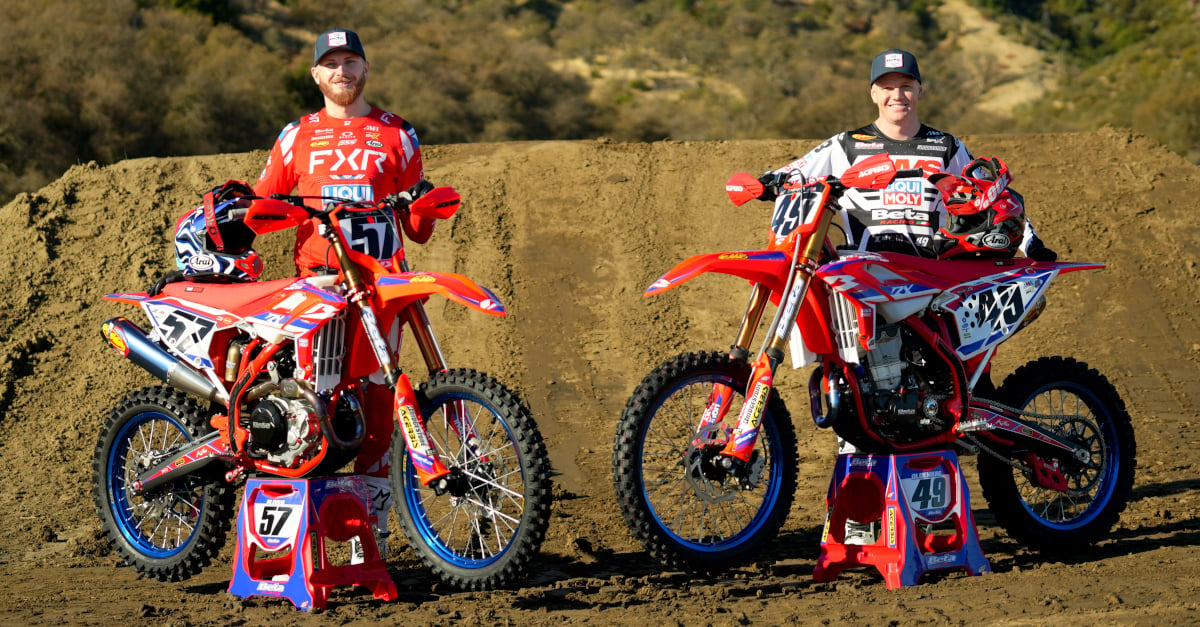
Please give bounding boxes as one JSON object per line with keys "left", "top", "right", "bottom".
{"left": 900, "top": 468, "right": 953, "bottom": 522}
{"left": 248, "top": 488, "right": 306, "bottom": 551}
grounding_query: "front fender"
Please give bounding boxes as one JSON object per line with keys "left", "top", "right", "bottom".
{"left": 375, "top": 272, "right": 506, "bottom": 317}
{"left": 645, "top": 251, "right": 835, "bottom": 356}
{"left": 645, "top": 251, "right": 791, "bottom": 296}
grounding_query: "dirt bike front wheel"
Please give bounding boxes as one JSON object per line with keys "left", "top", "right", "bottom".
{"left": 613, "top": 350, "right": 799, "bottom": 573}
{"left": 978, "top": 356, "right": 1136, "bottom": 554}
{"left": 91, "top": 386, "right": 233, "bottom": 582}
{"left": 391, "top": 368, "right": 552, "bottom": 590}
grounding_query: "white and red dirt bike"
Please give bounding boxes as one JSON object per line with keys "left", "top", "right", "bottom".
{"left": 613, "top": 153, "right": 1135, "bottom": 572}
{"left": 94, "top": 188, "right": 551, "bottom": 589}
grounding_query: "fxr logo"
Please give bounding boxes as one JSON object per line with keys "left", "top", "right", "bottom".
{"left": 308, "top": 148, "right": 388, "bottom": 173}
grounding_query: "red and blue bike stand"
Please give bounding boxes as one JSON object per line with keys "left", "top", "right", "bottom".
{"left": 813, "top": 450, "right": 991, "bottom": 589}
{"left": 227, "top": 475, "right": 397, "bottom": 611}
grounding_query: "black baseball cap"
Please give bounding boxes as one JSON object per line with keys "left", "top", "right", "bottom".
{"left": 870, "top": 49, "right": 921, "bottom": 84}
{"left": 313, "top": 28, "right": 366, "bottom": 65}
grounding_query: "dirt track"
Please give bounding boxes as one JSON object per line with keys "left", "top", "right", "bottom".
{"left": 1, "top": 128, "right": 1199, "bottom": 624}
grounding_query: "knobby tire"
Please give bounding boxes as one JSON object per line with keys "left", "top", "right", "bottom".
{"left": 613, "top": 351, "right": 799, "bottom": 574}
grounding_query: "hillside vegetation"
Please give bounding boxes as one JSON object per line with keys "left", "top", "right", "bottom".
{"left": 1, "top": 0, "right": 1195, "bottom": 203}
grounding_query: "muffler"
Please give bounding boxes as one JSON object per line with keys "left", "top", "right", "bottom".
{"left": 101, "top": 317, "right": 223, "bottom": 403}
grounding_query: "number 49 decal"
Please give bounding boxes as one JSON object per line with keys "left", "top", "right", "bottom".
{"left": 902, "top": 473, "right": 950, "bottom": 513}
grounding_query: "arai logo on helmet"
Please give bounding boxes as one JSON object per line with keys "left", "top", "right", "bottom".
{"left": 189, "top": 254, "right": 217, "bottom": 272}
{"left": 981, "top": 233, "right": 1011, "bottom": 249}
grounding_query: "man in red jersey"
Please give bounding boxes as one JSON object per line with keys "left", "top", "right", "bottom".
{"left": 253, "top": 28, "right": 438, "bottom": 563}
{"left": 255, "top": 27, "right": 436, "bottom": 276}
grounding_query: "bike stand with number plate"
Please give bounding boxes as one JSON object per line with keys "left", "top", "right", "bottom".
{"left": 227, "top": 475, "right": 397, "bottom": 611}
{"left": 813, "top": 450, "right": 991, "bottom": 589}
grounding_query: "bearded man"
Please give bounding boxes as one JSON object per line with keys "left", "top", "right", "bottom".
{"left": 251, "top": 28, "right": 440, "bottom": 563}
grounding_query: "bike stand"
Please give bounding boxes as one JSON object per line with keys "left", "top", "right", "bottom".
{"left": 228, "top": 475, "right": 397, "bottom": 611}
{"left": 812, "top": 450, "right": 990, "bottom": 589}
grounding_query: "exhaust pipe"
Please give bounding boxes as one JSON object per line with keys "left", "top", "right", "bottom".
{"left": 101, "top": 317, "right": 223, "bottom": 403}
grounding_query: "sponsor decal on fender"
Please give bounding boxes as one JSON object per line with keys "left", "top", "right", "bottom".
{"left": 409, "top": 275, "right": 436, "bottom": 283}
{"left": 718, "top": 253, "right": 748, "bottom": 260}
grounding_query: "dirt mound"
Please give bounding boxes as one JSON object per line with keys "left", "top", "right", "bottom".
{"left": 2, "top": 128, "right": 1199, "bottom": 624}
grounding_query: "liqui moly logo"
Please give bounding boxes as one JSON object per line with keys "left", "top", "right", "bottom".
{"left": 321, "top": 184, "right": 373, "bottom": 201}
{"left": 882, "top": 179, "right": 923, "bottom": 207}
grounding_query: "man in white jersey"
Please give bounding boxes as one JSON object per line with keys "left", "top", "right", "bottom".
{"left": 760, "top": 49, "right": 1055, "bottom": 544}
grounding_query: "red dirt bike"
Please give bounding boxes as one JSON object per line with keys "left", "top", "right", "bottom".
{"left": 613, "top": 153, "right": 1135, "bottom": 572}
{"left": 94, "top": 188, "right": 551, "bottom": 589}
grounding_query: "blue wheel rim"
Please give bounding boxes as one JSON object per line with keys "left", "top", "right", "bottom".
{"left": 106, "top": 410, "right": 202, "bottom": 558}
{"left": 401, "top": 392, "right": 524, "bottom": 569}
{"left": 640, "top": 371, "right": 785, "bottom": 553}
{"left": 1016, "top": 382, "right": 1121, "bottom": 530}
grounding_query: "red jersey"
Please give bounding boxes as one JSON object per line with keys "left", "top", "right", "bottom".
{"left": 254, "top": 106, "right": 433, "bottom": 273}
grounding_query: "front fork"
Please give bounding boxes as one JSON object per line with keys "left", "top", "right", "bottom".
{"left": 713, "top": 209, "right": 832, "bottom": 463}
{"left": 326, "top": 229, "right": 465, "bottom": 487}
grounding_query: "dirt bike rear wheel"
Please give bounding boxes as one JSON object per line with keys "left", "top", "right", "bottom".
{"left": 391, "top": 368, "right": 551, "bottom": 590}
{"left": 978, "top": 356, "right": 1136, "bottom": 554}
{"left": 613, "top": 351, "right": 798, "bottom": 573}
{"left": 92, "top": 386, "right": 233, "bottom": 582}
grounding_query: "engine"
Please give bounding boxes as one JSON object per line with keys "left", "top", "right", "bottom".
{"left": 825, "top": 322, "right": 956, "bottom": 450}
{"left": 234, "top": 341, "right": 361, "bottom": 470}
{"left": 244, "top": 384, "right": 322, "bottom": 467}
{"left": 859, "top": 324, "right": 953, "bottom": 443}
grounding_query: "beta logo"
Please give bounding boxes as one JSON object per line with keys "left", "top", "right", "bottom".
{"left": 871, "top": 208, "right": 931, "bottom": 224}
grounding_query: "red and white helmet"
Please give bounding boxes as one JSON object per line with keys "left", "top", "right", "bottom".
{"left": 931, "top": 156, "right": 1025, "bottom": 259}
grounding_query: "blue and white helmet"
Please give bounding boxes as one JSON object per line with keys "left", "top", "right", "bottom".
{"left": 173, "top": 195, "right": 262, "bottom": 283}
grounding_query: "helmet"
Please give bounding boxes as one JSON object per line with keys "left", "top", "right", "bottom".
{"left": 173, "top": 181, "right": 262, "bottom": 283}
{"left": 931, "top": 157, "right": 1025, "bottom": 259}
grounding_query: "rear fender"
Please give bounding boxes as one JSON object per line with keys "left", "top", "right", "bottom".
{"left": 940, "top": 260, "right": 1104, "bottom": 360}
{"left": 1031, "top": 260, "right": 1105, "bottom": 274}
{"left": 103, "top": 292, "right": 152, "bottom": 305}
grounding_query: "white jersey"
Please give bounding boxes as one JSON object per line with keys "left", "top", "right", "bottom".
{"left": 769, "top": 123, "right": 1040, "bottom": 257}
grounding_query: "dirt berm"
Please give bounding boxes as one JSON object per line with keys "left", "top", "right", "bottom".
{"left": 1, "top": 128, "right": 1199, "bottom": 624}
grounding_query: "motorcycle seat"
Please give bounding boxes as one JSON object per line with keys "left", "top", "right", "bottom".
{"left": 875, "top": 253, "right": 1036, "bottom": 288}
{"left": 160, "top": 277, "right": 303, "bottom": 310}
